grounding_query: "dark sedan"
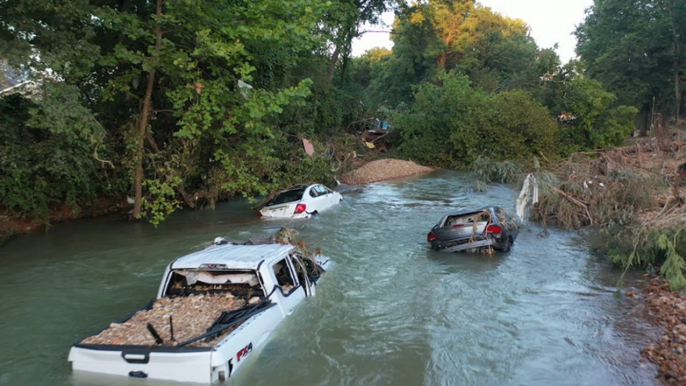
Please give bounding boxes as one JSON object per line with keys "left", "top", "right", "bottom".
{"left": 427, "top": 206, "right": 519, "bottom": 253}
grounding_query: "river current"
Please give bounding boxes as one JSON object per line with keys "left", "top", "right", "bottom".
{"left": 0, "top": 170, "right": 660, "bottom": 386}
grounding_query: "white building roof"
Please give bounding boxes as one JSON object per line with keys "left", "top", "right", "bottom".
{"left": 169, "top": 243, "right": 295, "bottom": 270}
{"left": 0, "top": 80, "right": 41, "bottom": 97}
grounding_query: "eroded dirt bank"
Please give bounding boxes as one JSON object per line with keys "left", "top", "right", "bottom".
{"left": 339, "top": 158, "right": 437, "bottom": 185}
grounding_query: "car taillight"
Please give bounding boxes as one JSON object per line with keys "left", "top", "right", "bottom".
{"left": 257, "top": 211, "right": 262, "bottom": 217}
{"left": 294, "top": 203, "right": 306, "bottom": 214}
{"left": 485, "top": 225, "right": 502, "bottom": 234}
{"left": 427, "top": 232, "right": 437, "bottom": 243}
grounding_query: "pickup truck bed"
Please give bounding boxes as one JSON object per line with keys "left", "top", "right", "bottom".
{"left": 80, "top": 293, "right": 256, "bottom": 347}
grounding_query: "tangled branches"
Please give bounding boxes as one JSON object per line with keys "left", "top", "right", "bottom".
{"left": 529, "top": 140, "right": 686, "bottom": 288}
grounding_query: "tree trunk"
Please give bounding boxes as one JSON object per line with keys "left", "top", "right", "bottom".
{"left": 637, "top": 105, "right": 650, "bottom": 137}
{"left": 668, "top": 0, "right": 683, "bottom": 140}
{"left": 132, "top": 0, "right": 164, "bottom": 219}
{"left": 338, "top": 34, "right": 355, "bottom": 82}
{"left": 327, "top": 44, "right": 341, "bottom": 84}
{"left": 437, "top": 52, "right": 447, "bottom": 70}
{"left": 675, "top": 65, "right": 682, "bottom": 137}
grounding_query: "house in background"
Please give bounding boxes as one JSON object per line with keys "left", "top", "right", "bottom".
{"left": 1, "top": 60, "right": 41, "bottom": 98}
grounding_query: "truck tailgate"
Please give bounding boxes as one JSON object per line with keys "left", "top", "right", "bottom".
{"left": 69, "top": 345, "right": 212, "bottom": 383}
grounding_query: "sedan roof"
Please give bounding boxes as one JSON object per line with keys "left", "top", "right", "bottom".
{"left": 443, "top": 206, "right": 499, "bottom": 217}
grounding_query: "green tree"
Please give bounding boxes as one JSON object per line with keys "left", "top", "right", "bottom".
{"left": 393, "top": 72, "right": 477, "bottom": 166}
{"left": 369, "top": 1, "right": 546, "bottom": 107}
{"left": 453, "top": 90, "right": 558, "bottom": 164}
{"left": 556, "top": 77, "right": 638, "bottom": 153}
{"left": 576, "top": 0, "right": 686, "bottom": 134}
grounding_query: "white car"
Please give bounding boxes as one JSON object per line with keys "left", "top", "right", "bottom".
{"left": 258, "top": 184, "right": 343, "bottom": 219}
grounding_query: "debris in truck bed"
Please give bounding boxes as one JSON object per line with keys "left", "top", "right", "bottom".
{"left": 81, "top": 293, "right": 247, "bottom": 347}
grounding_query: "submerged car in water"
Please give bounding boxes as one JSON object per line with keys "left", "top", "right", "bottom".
{"left": 258, "top": 184, "right": 343, "bottom": 219}
{"left": 427, "top": 206, "right": 519, "bottom": 253}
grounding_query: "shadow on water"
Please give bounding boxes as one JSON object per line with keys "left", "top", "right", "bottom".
{"left": 426, "top": 249, "right": 507, "bottom": 275}
{"left": 0, "top": 169, "right": 660, "bottom": 386}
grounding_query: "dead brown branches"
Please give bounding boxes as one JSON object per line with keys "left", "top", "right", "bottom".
{"left": 532, "top": 140, "right": 686, "bottom": 231}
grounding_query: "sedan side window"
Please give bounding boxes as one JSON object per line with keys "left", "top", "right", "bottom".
{"left": 315, "top": 185, "right": 329, "bottom": 195}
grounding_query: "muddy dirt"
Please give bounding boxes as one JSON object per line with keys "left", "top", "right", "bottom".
{"left": 339, "top": 158, "right": 437, "bottom": 185}
{"left": 641, "top": 275, "right": 686, "bottom": 385}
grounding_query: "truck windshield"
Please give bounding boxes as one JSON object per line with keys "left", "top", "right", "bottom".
{"left": 165, "top": 269, "right": 263, "bottom": 298}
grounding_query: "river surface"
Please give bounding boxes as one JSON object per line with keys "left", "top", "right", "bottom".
{"left": 0, "top": 170, "right": 660, "bottom": 386}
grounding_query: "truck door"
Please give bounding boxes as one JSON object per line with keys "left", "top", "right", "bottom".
{"left": 270, "top": 258, "right": 306, "bottom": 316}
{"left": 290, "top": 254, "right": 313, "bottom": 297}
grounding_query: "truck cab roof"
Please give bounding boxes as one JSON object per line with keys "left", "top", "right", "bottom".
{"left": 169, "top": 243, "right": 296, "bottom": 271}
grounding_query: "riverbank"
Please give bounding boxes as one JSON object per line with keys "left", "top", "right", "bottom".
{"left": 0, "top": 198, "right": 126, "bottom": 245}
{"left": 641, "top": 274, "right": 686, "bottom": 384}
{"left": 0, "top": 157, "right": 436, "bottom": 245}
{"left": 525, "top": 139, "right": 685, "bottom": 386}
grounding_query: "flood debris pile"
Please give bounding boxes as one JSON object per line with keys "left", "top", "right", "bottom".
{"left": 530, "top": 144, "right": 680, "bottom": 229}
{"left": 81, "top": 294, "right": 248, "bottom": 347}
{"left": 642, "top": 274, "right": 686, "bottom": 384}
{"left": 529, "top": 140, "right": 686, "bottom": 287}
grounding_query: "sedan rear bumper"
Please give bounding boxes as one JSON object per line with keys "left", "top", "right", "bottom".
{"left": 433, "top": 238, "right": 495, "bottom": 253}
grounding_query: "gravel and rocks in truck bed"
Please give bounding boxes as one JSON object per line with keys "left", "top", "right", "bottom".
{"left": 81, "top": 293, "right": 252, "bottom": 347}
{"left": 339, "top": 158, "right": 437, "bottom": 185}
{"left": 641, "top": 275, "right": 686, "bottom": 384}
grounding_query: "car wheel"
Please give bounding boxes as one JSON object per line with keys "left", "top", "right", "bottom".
{"left": 501, "top": 238, "right": 513, "bottom": 252}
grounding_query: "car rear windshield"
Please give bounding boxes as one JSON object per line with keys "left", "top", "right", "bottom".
{"left": 444, "top": 210, "right": 492, "bottom": 227}
{"left": 269, "top": 188, "right": 305, "bottom": 205}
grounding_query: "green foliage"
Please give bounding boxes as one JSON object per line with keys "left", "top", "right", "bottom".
{"left": 454, "top": 90, "right": 558, "bottom": 164}
{"left": 393, "top": 72, "right": 558, "bottom": 167}
{"left": 553, "top": 77, "right": 638, "bottom": 154}
{"left": 603, "top": 229, "right": 686, "bottom": 291}
{"left": 658, "top": 232, "right": 686, "bottom": 290}
{"left": 93, "top": 0, "right": 333, "bottom": 222}
{"left": 0, "top": 0, "right": 658, "bottom": 232}
{"left": 470, "top": 156, "right": 522, "bottom": 190}
{"left": 141, "top": 178, "right": 182, "bottom": 227}
{"left": 393, "top": 72, "right": 477, "bottom": 167}
{"left": 576, "top": 0, "right": 686, "bottom": 128}
{"left": 0, "top": 86, "right": 114, "bottom": 219}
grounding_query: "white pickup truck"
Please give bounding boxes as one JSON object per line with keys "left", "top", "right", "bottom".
{"left": 68, "top": 240, "right": 330, "bottom": 384}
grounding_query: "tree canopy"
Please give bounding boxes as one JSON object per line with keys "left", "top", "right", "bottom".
{"left": 0, "top": 0, "right": 664, "bottom": 225}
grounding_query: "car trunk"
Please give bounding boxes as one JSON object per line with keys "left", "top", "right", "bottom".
{"left": 434, "top": 210, "right": 491, "bottom": 241}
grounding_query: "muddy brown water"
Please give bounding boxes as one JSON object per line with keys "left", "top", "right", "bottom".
{"left": 0, "top": 170, "right": 660, "bottom": 386}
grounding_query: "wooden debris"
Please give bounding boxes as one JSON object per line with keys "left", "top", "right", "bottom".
{"left": 81, "top": 293, "right": 247, "bottom": 347}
